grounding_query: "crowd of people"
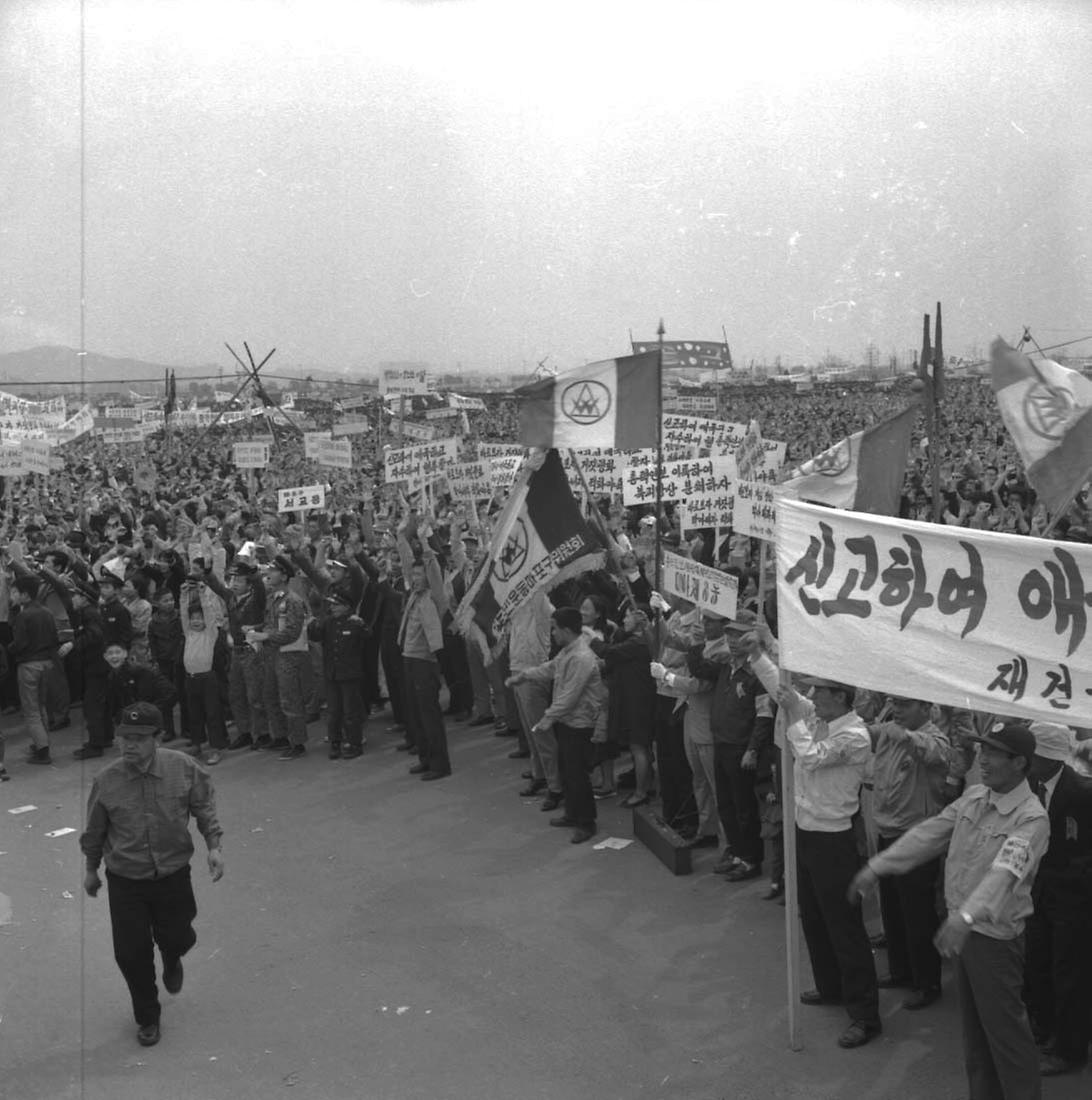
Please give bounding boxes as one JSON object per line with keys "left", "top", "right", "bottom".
{"left": 1, "top": 374, "right": 1090, "bottom": 1091}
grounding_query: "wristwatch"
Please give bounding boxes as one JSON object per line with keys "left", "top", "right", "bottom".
{"left": 958, "top": 909, "right": 974, "bottom": 927}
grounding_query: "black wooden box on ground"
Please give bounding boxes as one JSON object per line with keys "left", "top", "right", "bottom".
{"left": 632, "top": 805, "right": 692, "bottom": 876}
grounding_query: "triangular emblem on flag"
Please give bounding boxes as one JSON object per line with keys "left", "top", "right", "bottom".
{"left": 991, "top": 337, "right": 1092, "bottom": 513}
{"left": 780, "top": 404, "right": 917, "bottom": 515}
{"left": 517, "top": 353, "right": 660, "bottom": 449}
{"left": 455, "top": 449, "right": 605, "bottom": 645}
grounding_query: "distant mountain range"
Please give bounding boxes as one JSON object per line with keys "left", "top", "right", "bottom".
{"left": 0, "top": 346, "right": 367, "bottom": 396}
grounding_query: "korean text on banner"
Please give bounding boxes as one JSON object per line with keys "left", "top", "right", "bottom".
{"left": 232, "top": 442, "right": 270, "bottom": 469}
{"left": 398, "top": 420, "right": 435, "bottom": 443}
{"left": 477, "top": 443, "right": 525, "bottom": 461}
{"left": 776, "top": 496, "right": 1092, "bottom": 725}
{"left": 733, "top": 480, "right": 778, "bottom": 540}
{"left": 304, "top": 431, "right": 331, "bottom": 459}
{"left": 313, "top": 437, "right": 352, "bottom": 469}
{"left": 623, "top": 454, "right": 738, "bottom": 506}
{"left": 384, "top": 439, "right": 458, "bottom": 493}
{"left": 381, "top": 368, "right": 432, "bottom": 397}
{"left": 663, "top": 551, "right": 738, "bottom": 618}
{"left": 448, "top": 461, "right": 493, "bottom": 503}
{"left": 331, "top": 417, "right": 370, "bottom": 437}
{"left": 489, "top": 455, "right": 523, "bottom": 490}
{"left": 278, "top": 484, "right": 327, "bottom": 513}
{"left": 20, "top": 439, "right": 52, "bottom": 476}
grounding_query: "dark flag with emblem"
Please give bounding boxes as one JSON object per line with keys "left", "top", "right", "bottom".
{"left": 454, "top": 449, "right": 606, "bottom": 647}
{"left": 780, "top": 403, "right": 917, "bottom": 515}
{"left": 991, "top": 336, "right": 1092, "bottom": 513}
{"left": 517, "top": 352, "right": 660, "bottom": 449}
{"left": 631, "top": 339, "right": 731, "bottom": 371}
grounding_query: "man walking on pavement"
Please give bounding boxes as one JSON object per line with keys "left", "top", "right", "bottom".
{"left": 851, "top": 721, "right": 1049, "bottom": 1099}
{"left": 80, "top": 702, "right": 224, "bottom": 1048}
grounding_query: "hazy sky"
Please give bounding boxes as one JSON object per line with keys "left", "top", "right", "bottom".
{"left": 3, "top": 0, "right": 1090, "bottom": 375}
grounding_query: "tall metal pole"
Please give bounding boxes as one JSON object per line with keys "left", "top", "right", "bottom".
{"left": 78, "top": 0, "right": 87, "bottom": 404}
{"left": 655, "top": 318, "right": 665, "bottom": 591}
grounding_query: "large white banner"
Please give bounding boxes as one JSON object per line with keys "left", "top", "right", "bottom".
{"left": 776, "top": 497, "right": 1092, "bottom": 724}
{"left": 381, "top": 368, "right": 432, "bottom": 397}
{"left": 663, "top": 551, "right": 738, "bottom": 618}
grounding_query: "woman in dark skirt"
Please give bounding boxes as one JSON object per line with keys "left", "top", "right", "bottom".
{"left": 599, "top": 604, "right": 658, "bottom": 806}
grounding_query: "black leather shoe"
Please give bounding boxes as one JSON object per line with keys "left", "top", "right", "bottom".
{"left": 408, "top": 763, "right": 429, "bottom": 775}
{"left": 73, "top": 744, "right": 104, "bottom": 759}
{"left": 837, "top": 1020, "right": 881, "bottom": 1049}
{"left": 901, "top": 987, "right": 940, "bottom": 1011}
{"left": 137, "top": 1022, "right": 161, "bottom": 1047}
{"left": 395, "top": 742, "right": 413, "bottom": 752}
{"left": 877, "top": 974, "right": 912, "bottom": 989}
{"left": 507, "top": 748, "right": 531, "bottom": 759}
{"left": 571, "top": 826, "right": 597, "bottom": 844}
{"left": 549, "top": 815, "right": 577, "bottom": 827}
{"left": 800, "top": 990, "right": 842, "bottom": 1006}
{"left": 469, "top": 715, "right": 493, "bottom": 727}
{"left": 27, "top": 747, "right": 52, "bottom": 766}
{"left": 762, "top": 883, "right": 785, "bottom": 901}
{"left": 328, "top": 745, "right": 341, "bottom": 760}
{"left": 252, "top": 735, "right": 271, "bottom": 751}
{"left": 163, "top": 958, "right": 183, "bottom": 995}
{"left": 341, "top": 746, "right": 363, "bottom": 760}
{"left": 540, "top": 793, "right": 563, "bottom": 812}
{"left": 420, "top": 770, "right": 450, "bottom": 781}
{"left": 228, "top": 735, "right": 252, "bottom": 751}
{"left": 519, "top": 779, "right": 547, "bottom": 797}
{"left": 267, "top": 738, "right": 290, "bottom": 751}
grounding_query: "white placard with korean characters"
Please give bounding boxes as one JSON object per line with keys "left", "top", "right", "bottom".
{"left": 278, "top": 484, "right": 327, "bottom": 513}
{"left": 448, "top": 460, "right": 493, "bottom": 503}
{"left": 623, "top": 454, "right": 738, "bottom": 506}
{"left": 233, "top": 442, "right": 270, "bottom": 469}
{"left": 663, "top": 551, "right": 739, "bottom": 618}
{"left": 20, "top": 439, "right": 52, "bottom": 476}
{"left": 384, "top": 439, "right": 459, "bottom": 494}
{"left": 312, "top": 437, "right": 352, "bottom": 469}
{"left": 733, "top": 479, "right": 778, "bottom": 540}
{"left": 776, "top": 496, "right": 1092, "bottom": 724}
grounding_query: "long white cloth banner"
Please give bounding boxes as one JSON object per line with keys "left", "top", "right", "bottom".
{"left": 776, "top": 497, "right": 1092, "bottom": 724}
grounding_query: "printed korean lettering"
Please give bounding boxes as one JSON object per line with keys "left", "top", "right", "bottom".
{"left": 784, "top": 522, "right": 837, "bottom": 615}
{"left": 1041, "top": 662, "right": 1073, "bottom": 710}
{"left": 878, "top": 534, "right": 934, "bottom": 629}
{"left": 987, "top": 655, "right": 1029, "bottom": 703}
{"left": 1017, "top": 547, "right": 1092, "bottom": 657}
{"left": 936, "top": 542, "right": 987, "bottom": 638}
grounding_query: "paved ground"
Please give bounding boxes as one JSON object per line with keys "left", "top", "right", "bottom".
{"left": 1, "top": 706, "right": 1089, "bottom": 1100}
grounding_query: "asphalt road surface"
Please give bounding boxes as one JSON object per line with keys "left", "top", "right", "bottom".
{"left": 1, "top": 706, "right": 1088, "bottom": 1100}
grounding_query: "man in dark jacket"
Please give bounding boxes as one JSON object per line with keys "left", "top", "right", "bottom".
{"left": 1024, "top": 721, "right": 1092, "bottom": 1077}
{"left": 98, "top": 573, "right": 134, "bottom": 651}
{"left": 11, "top": 575, "right": 60, "bottom": 765}
{"left": 104, "top": 643, "right": 177, "bottom": 733}
{"left": 67, "top": 583, "right": 113, "bottom": 758}
{"left": 690, "top": 611, "right": 774, "bottom": 882}
{"left": 310, "top": 591, "right": 367, "bottom": 759}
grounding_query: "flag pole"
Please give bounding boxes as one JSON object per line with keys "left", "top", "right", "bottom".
{"left": 919, "top": 312, "right": 942, "bottom": 523}
{"left": 655, "top": 319, "right": 665, "bottom": 593}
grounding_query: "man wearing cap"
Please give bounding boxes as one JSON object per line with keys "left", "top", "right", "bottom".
{"left": 851, "top": 720, "right": 1049, "bottom": 1097}
{"left": 1023, "top": 721, "right": 1092, "bottom": 1077}
{"left": 204, "top": 562, "right": 267, "bottom": 750}
{"left": 309, "top": 590, "right": 367, "bottom": 759}
{"left": 746, "top": 637, "right": 880, "bottom": 1049}
{"left": 247, "top": 555, "right": 310, "bottom": 761}
{"left": 97, "top": 571, "right": 134, "bottom": 652}
{"left": 80, "top": 701, "right": 224, "bottom": 1048}
{"left": 867, "top": 696, "right": 951, "bottom": 1009}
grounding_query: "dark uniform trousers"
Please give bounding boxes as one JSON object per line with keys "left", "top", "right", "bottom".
{"left": 186, "top": 671, "right": 228, "bottom": 749}
{"left": 404, "top": 657, "right": 449, "bottom": 774}
{"left": 440, "top": 631, "right": 473, "bottom": 715}
{"left": 713, "top": 742, "right": 763, "bottom": 866}
{"left": 556, "top": 723, "right": 596, "bottom": 829}
{"left": 654, "top": 695, "right": 697, "bottom": 834}
{"left": 327, "top": 678, "right": 365, "bottom": 749}
{"left": 957, "top": 932, "right": 1042, "bottom": 1100}
{"left": 83, "top": 672, "right": 112, "bottom": 748}
{"left": 876, "top": 832, "right": 943, "bottom": 991}
{"left": 380, "top": 633, "right": 406, "bottom": 727}
{"left": 1024, "top": 882, "right": 1092, "bottom": 1064}
{"left": 106, "top": 865, "right": 198, "bottom": 1027}
{"left": 796, "top": 827, "right": 880, "bottom": 1026}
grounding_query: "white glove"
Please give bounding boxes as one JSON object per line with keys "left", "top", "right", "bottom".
{"left": 649, "top": 591, "right": 668, "bottom": 613}
{"left": 649, "top": 661, "right": 667, "bottom": 681}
